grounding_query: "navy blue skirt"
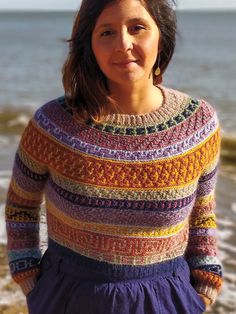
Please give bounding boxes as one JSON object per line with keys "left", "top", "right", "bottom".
{"left": 26, "top": 241, "right": 206, "bottom": 314}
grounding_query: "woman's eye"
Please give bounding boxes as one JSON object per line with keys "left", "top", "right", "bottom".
{"left": 130, "top": 25, "right": 146, "bottom": 32}
{"left": 100, "top": 30, "right": 114, "bottom": 37}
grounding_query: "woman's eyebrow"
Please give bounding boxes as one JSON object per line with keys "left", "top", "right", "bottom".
{"left": 128, "top": 17, "right": 149, "bottom": 24}
{"left": 94, "top": 18, "right": 149, "bottom": 33}
{"left": 93, "top": 23, "right": 113, "bottom": 34}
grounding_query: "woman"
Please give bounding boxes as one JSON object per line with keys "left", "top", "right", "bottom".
{"left": 5, "top": 0, "right": 223, "bottom": 313}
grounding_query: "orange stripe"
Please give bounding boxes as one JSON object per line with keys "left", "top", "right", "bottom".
{"left": 47, "top": 213, "right": 189, "bottom": 258}
{"left": 23, "top": 121, "right": 220, "bottom": 189}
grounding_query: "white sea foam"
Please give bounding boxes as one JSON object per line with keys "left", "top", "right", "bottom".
{"left": 231, "top": 203, "right": 236, "bottom": 214}
{"left": 218, "top": 229, "right": 233, "bottom": 240}
{"left": 219, "top": 242, "right": 236, "bottom": 254}
{"left": 0, "top": 178, "right": 10, "bottom": 190}
{"left": 0, "top": 204, "right": 7, "bottom": 244}
{"left": 7, "top": 114, "right": 30, "bottom": 127}
{"left": 218, "top": 219, "right": 234, "bottom": 228}
{"left": 0, "top": 135, "right": 10, "bottom": 145}
{"left": 39, "top": 212, "right": 48, "bottom": 253}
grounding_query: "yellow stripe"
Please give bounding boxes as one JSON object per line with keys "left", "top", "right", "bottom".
{"left": 6, "top": 205, "right": 39, "bottom": 222}
{"left": 11, "top": 179, "right": 44, "bottom": 201}
{"left": 18, "top": 145, "right": 47, "bottom": 174}
{"left": 50, "top": 168, "right": 199, "bottom": 197}
{"left": 190, "top": 214, "right": 217, "bottom": 229}
{"left": 201, "top": 153, "right": 220, "bottom": 175}
{"left": 195, "top": 194, "right": 214, "bottom": 206}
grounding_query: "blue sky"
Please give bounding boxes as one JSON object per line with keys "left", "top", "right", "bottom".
{"left": 0, "top": 0, "right": 236, "bottom": 10}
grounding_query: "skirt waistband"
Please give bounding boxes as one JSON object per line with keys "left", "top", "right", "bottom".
{"left": 44, "top": 239, "right": 189, "bottom": 283}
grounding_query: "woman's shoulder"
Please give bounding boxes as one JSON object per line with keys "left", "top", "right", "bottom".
{"left": 22, "top": 96, "right": 69, "bottom": 137}
{"left": 34, "top": 96, "right": 66, "bottom": 115}
{"left": 30, "top": 96, "right": 67, "bottom": 123}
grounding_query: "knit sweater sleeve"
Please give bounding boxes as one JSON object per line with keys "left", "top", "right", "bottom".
{"left": 5, "top": 114, "right": 48, "bottom": 295}
{"left": 185, "top": 102, "right": 223, "bottom": 305}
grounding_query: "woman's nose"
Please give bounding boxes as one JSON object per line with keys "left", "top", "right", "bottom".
{"left": 115, "top": 31, "right": 133, "bottom": 52}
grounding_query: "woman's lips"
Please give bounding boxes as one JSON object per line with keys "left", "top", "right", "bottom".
{"left": 113, "top": 60, "right": 138, "bottom": 68}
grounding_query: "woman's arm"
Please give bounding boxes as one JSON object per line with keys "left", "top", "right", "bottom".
{"left": 5, "top": 118, "right": 48, "bottom": 295}
{"left": 185, "top": 121, "right": 223, "bottom": 306}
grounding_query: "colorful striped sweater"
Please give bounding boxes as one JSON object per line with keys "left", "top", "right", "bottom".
{"left": 5, "top": 86, "right": 223, "bottom": 304}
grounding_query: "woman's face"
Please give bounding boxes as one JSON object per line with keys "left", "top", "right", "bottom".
{"left": 91, "top": 0, "right": 160, "bottom": 89}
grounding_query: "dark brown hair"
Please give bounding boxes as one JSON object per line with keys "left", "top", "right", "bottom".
{"left": 62, "top": 0, "right": 177, "bottom": 123}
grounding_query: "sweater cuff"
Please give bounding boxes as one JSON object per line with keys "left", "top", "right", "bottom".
{"left": 195, "top": 284, "right": 218, "bottom": 305}
{"left": 20, "top": 276, "right": 38, "bottom": 296}
{"left": 191, "top": 269, "right": 223, "bottom": 305}
{"left": 13, "top": 266, "right": 41, "bottom": 296}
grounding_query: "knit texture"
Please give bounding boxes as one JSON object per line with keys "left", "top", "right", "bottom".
{"left": 5, "top": 86, "right": 223, "bottom": 302}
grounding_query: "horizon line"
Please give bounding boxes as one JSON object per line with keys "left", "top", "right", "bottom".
{"left": 0, "top": 7, "right": 236, "bottom": 12}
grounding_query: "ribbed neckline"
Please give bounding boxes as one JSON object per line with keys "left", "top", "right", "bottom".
{"left": 100, "top": 85, "right": 189, "bottom": 127}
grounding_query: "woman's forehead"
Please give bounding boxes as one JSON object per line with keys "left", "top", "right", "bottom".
{"left": 94, "top": 0, "right": 153, "bottom": 24}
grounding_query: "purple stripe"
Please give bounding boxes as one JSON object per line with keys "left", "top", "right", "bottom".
{"left": 189, "top": 228, "right": 217, "bottom": 236}
{"left": 6, "top": 221, "right": 39, "bottom": 229}
{"left": 15, "top": 153, "right": 48, "bottom": 181}
{"left": 199, "top": 166, "right": 218, "bottom": 182}
{"left": 45, "top": 183, "right": 193, "bottom": 227}
{"left": 48, "top": 177, "right": 196, "bottom": 212}
{"left": 13, "top": 161, "right": 46, "bottom": 193}
{"left": 10, "top": 258, "right": 40, "bottom": 275}
{"left": 197, "top": 176, "right": 217, "bottom": 197}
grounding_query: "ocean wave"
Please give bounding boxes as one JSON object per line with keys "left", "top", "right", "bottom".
{"left": 221, "top": 133, "right": 236, "bottom": 165}
{"left": 0, "top": 107, "right": 33, "bottom": 134}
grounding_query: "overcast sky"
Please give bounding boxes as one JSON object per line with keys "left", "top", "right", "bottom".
{"left": 0, "top": 0, "right": 236, "bottom": 10}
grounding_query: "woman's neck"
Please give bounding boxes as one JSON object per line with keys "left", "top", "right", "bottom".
{"left": 108, "top": 82, "right": 163, "bottom": 115}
